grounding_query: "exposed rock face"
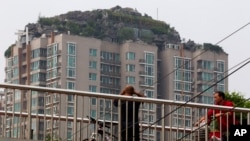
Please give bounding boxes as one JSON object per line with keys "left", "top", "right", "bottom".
{"left": 25, "top": 6, "right": 181, "bottom": 44}
{"left": 5, "top": 5, "right": 225, "bottom": 57}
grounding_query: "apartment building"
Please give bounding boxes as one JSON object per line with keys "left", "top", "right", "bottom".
{"left": 158, "top": 43, "right": 228, "bottom": 140}
{"left": 3, "top": 29, "right": 228, "bottom": 140}
{"left": 4, "top": 33, "right": 158, "bottom": 140}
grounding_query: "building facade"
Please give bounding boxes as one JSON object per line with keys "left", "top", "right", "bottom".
{"left": 3, "top": 32, "right": 228, "bottom": 140}
{"left": 4, "top": 33, "right": 158, "bottom": 140}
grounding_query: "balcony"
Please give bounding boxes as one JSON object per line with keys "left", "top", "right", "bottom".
{"left": 139, "top": 59, "right": 146, "bottom": 64}
{"left": 0, "top": 83, "right": 249, "bottom": 141}
{"left": 100, "top": 71, "right": 121, "bottom": 77}
{"left": 139, "top": 81, "right": 154, "bottom": 88}
{"left": 100, "top": 59, "right": 121, "bottom": 66}
{"left": 139, "top": 71, "right": 147, "bottom": 75}
{"left": 100, "top": 83, "right": 121, "bottom": 89}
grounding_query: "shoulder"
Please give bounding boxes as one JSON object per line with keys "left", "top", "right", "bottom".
{"left": 224, "top": 100, "right": 234, "bottom": 106}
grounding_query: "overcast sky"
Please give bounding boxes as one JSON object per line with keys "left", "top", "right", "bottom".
{"left": 0, "top": 0, "right": 249, "bottom": 97}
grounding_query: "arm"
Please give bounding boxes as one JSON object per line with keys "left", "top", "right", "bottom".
{"left": 134, "top": 91, "right": 146, "bottom": 97}
{"left": 195, "top": 109, "right": 213, "bottom": 126}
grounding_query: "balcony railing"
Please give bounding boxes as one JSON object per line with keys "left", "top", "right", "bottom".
{"left": 0, "top": 83, "right": 249, "bottom": 141}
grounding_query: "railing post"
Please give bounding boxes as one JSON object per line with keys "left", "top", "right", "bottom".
{"left": 27, "top": 89, "right": 32, "bottom": 140}
{"left": 73, "top": 95, "right": 78, "bottom": 141}
{"left": 161, "top": 103, "right": 165, "bottom": 140}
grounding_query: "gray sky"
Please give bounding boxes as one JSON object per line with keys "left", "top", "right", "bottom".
{"left": 0, "top": 0, "right": 250, "bottom": 97}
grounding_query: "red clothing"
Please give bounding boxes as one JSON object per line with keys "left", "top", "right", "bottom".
{"left": 207, "top": 100, "right": 238, "bottom": 132}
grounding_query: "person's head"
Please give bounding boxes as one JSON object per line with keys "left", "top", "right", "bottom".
{"left": 213, "top": 91, "right": 225, "bottom": 105}
{"left": 124, "top": 85, "right": 135, "bottom": 96}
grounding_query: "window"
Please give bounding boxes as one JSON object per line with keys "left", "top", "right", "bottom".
{"left": 91, "top": 110, "right": 96, "bottom": 118}
{"left": 126, "top": 64, "right": 135, "bottom": 72}
{"left": 13, "top": 56, "right": 18, "bottom": 66}
{"left": 89, "top": 49, "right": 97, "bottom": 56}
{"left": 13, "top": 67, "right": 19, "bottom": 77}
{"left": 89, "top": 73, "right": 97, "bottom": 81}
{"left": 67, "top": 81, "right": 75, "bottom": 89}
{"left": 126, "top": 52, "right": 135, "bottom": 60}
{"left": 126, "top": 76, "right": 135, "bottom": 84}
{"left": 145, "top": 52, "right": 154, "bottom": 64}
{"left": 217, "top": 73, "right": 224, "bottom": 84}
{"left": 217, "top": 61, "right": 225, "bottom": 72}
{"left": 67, "top": 56, "right": 76, "bottom": 67}
{"left": 89, "top": 61, "right": 97, "bottom": 69}
{"left": 67, "top": 68, "right": 76, "bottom": 78}
{"left": 68, "top": 95, "right": 74, "bottom": 102}
{"left": 67, "top": 43, "right": 76, "bottom": 55}
{"left": 91, "top": 98, "right": 96, "bottom": 105}
{"left": 145, "top": 77, "right": 153, "bottom": 86}
{"left": 67, "top": 130, "right": 72, "bottom": 140}
{"left": 89, "top": 85, "right": 97, "bottom": 92}
{"left": 145, "top": 90, "right": 153, "bottom": 98}
{"left": 145, "top": 65, "right": 154, "bottom": 76}
{"left": 67, "top": 106, "right": 74, "bottom": 116}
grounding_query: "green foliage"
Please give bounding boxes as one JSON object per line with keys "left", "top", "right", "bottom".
{"left": 66, "top": 21, "right": 81, "bottom": 35}
{"left": 203, "top": 43, "right": 224, "bottom": 53}
{"left": 117, "top": 27, "right": 135, "bottom": 43}
{"left": 151, "top": 26, "right": 169, "bottom": 35}
{"left": 225, "top": 92, "right": 246, "bottom": 107}
{"left": 4, "top": 44, "right": 15, "bottom": 58}
{"left": 140, "top": 29, "right": 154, "bottom": 43}
{"left": 39, "top": 17, "right": 60, "bottom": 26}
{"left": 225, "top": 92, "right": 250, "bottom": 124}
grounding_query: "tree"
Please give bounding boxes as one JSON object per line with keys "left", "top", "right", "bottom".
{"left": 225, "top": 91, "right": 250, "bottom": 124}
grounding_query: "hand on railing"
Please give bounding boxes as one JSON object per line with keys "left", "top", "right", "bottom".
{"left": 194, "top": 119, "right": 206, "bottom": 127}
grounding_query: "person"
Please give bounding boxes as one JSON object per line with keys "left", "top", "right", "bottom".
{"left": 195, "top": 91, "right": 238, "bottom": 141}
{"left": 113, "top": 85, "right": 145, "bottom": 141}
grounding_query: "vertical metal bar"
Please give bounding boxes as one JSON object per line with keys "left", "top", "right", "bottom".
{"left": 240, "top": 112, "right": 243, "bottom": 124}
{"left": 219, "top": 110, "right": 222, "bottom": 141}
{"left": 103, "top": 98, "right": 106, "bottom": 141}
{"left": 125, "top": 100, "right": 128, "bottom": 141}
{"left": 58, "top": 93, "right": 61, "bottom": 141}
{"left": 133, "top": 100, "right": 135, "bottom": 141}
{"left": 169, "top": 105, "right": 172, "bottom": 141}
{"left": 161, "top": 103, "right": 165, "bottom": 141}
{"left": 3, "top": 89, "right": 8, "bottom": 138}
{"left": 66, "top": 94, "right": 69, "bottom": 141}
{"left": 205, "top": 108, "right": 208, "bottom": 141}
{"left": 118, "top": 99, "right": 121, "bottom": 141}
{"left": 73, "top": 95, "right": 78, "bottom": 141}
{"left": 226, "top": 113, "right": 229, "bottom": 141}
{"left": 27, "top": 89, "right": 32, "bottom": 139}
{"left": 247, "top": 112, "right": 250, "bottom": 125}
{"left": 50, "top": 93, "right": 54, "bottom": 140}
{"left": 95, "top": 97, "right": 99, "bottom": 140}
{"left": 43, "top": 93, "right": 47, "bottom": 140}
{"left": 110, "top": 98, "right": 113, "bottom": 141}
{"left": 12, "top": 89, "right": 15, "bottom": 138}
{"left": 190, "top": 107, "right": 193, "bottom": 141}
{"left": 19, "top": 90, "right": 23, "bottom": 139}
{"left": 79, "top": 95, "right": 84, "bottom": 141}
{"left": 184, "top": 106, "right": 186, "bottom": 140}
{"left": 177, "top": 105, "right": 179, "bottom": 140}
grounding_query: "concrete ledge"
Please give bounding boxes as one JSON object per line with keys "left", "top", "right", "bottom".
{"left": 0, "top": 137, "right": 40, "bottom": 141}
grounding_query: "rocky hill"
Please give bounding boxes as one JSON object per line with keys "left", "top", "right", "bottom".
{"left": 5, "top": 6, "right": 225, "bottom": 58}
{"left": 27, "top": 5, "right": 181, "bottom": 44}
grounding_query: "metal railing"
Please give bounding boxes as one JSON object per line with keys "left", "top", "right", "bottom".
{"left": 0, "top": 83, "right": 250, "bottom": 141}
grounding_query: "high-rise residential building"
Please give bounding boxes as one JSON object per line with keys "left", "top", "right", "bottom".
{"left": 158, "top": 43, "right": 228, "bottom": 140}
{"left": 3, "top": 31, "right": 228, "bottom": 140}
{"left": 4, "top": 32, "right": 158, "bottom": 140}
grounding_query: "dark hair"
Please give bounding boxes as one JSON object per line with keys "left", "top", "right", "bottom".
{"left": 214, "top": 91, "right": 225, "bottom": 99}
{"left": 124, "top": 85, "right": 135, "bottom": 94}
